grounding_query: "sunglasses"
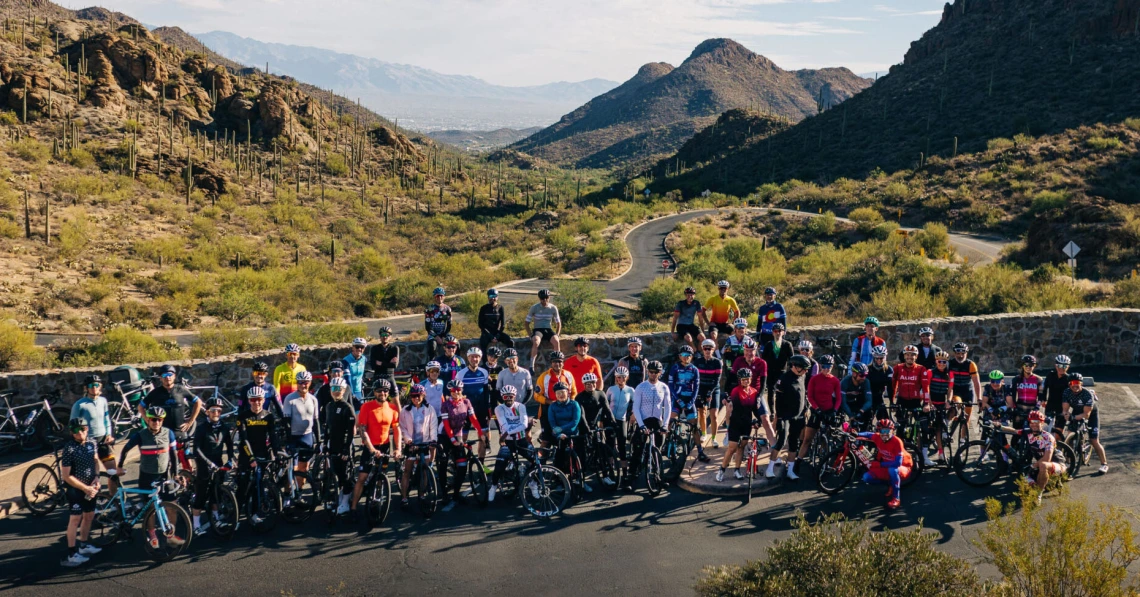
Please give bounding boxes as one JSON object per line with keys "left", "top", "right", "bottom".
{"left": 160, "top": 373, "right": 175, "bottom": 378}
{"left": 87, "top": 383, "right": 102, "bottom": 388}
{"left": 936, "top": 360, "right": 949, "bottom": 364}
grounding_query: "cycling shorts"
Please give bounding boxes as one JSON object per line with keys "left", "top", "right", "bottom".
{"left": 532, "top": 328, "right": 556, "bottom": 343}
{"left": 91, "top": 436, "right": 115, "bottom": 461}
{"left": 711, "top": 323, "right": 733, "bottom": 336}
{"left": 807, "top": 410, "right": 836, "bottom": 430}
{"left": 288, "top": 438, "right": 315, "bottom": 462}
{"left": 356, "top": 444, "right": 391, "bottom": 474}
{"left": 726, "top": 420, "right": 753, "bottom": 444}
{"left": 66, "top": 488, "right": 96, "bottom": 514}
{"left": 676, "top": 324, "right": 702, "bottom": 343}
{"left": 1065, "top": 409, "right": 1100, "bottom": 439}
{"left": 671, "top": 400, "right": 697, "bottom": 420}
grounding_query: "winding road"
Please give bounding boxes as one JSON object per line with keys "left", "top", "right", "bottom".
{"left": 32, "top": 209, "right": 1009, "bottom": 347}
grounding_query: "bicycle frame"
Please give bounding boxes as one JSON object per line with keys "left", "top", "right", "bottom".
{"left": 101, "top": 484, "right": 175, "bottom": 532}
{"left": 0, "top": 393, "right": 54, "bottom": 442}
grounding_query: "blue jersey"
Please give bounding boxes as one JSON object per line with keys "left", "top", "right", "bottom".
{"left": 435, "top": 355, "right": 465, "bottom": 385}
{"left": 756, "top": 302, "right": 787, "bottom": 335}
{"left": 342, "top": 352, "right": 368, "bottom": 399}
{"left": 665, "top": 363, "right": 700, "bottom": 404}
{"left": 458, "top": 366, "right": 490, "bottom": 409}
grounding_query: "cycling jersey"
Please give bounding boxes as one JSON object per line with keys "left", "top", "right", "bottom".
{"left": 193, "top": 420, "right": 234, "bottom": 468}
{"left": 727, "top": 385, "right": 765, "bottom": 428}
{"left": 756, "top": 301, "right": 787, "bottom": 336}
{"left": 434, "top": 354, "right": 465, "bottom": 385}
{"left": 282, "top": 391, "right": 321, "bottom": 444}
{"left": 807, "top": 374, "right": 844, "bottom": 413}
{"left": 497, "top": 367, "right": 533, "bottom": 404}
{"left": 615, "top": 355, "right": 648, "bottom": 388}
{"left": 665, "top": 363, "right": 700, "bottom": 404}
{"left": 903, "top": 343, "right": 941, "bottom": 371}
{"left": 237, "top": 410, "right": 279, "bottom": 458}
{"left": 458, "top": 366, "right": 491, "bottom": 411}
{"left": 632, "top": 380, "right": 671, "bottom": 428}
{"left": 440, "top": 397, "right": 481, "bottom": 438}
{"left": 892, "top": 363, "right": 929, "bottom": 402}
{"left": 424, "top": 304, "right": 453, "bottom": 337}
{"left": 606, "top": 385, "right": 634, "bottom": 422}
{"left": 141, "top": 385, "right": 199, "bottom": 439}
{"left": 982, "top": 383, "right": 1009, "bottom": 409}
{"left": 849, "top": 334, "right": 886, "bottom": 369}
{"left": 840, "top": 376, "right": 873, "bottom": 412}
{"left": 341, "top": 352, "right": 367, "bottom": 399}
{"left": 1062, "top": 387, "right": 1097, "bottom": 415}
{"left": 1016, "top": 429, "right": 1056, "bottom": 460}
{"left": 359, "top": 400, "right": 400, "bottom": 446}
{"left": 926, "top": 367, "right": 955, "bottom": 405}
{"left": 400, "top": 403, "right": 438, "bottom": 445}
{"left": 369, "top": 344, "right": 400, "bottom": 377}
{"left": 547, "top": 399, "right": 582, "bottom": 436}
{"left": 761, "top": 340, "right": 793, "bottom": 386}
{"left": 564, "top": 355, "right": 603, "bottom": 390}
{"left": 773, "top": 371, "right": 807, "bottom": 419}
{"left": 494, "top": 402, "right": 528, "bottom": 439}
{"left": 861, "top": 433, "right": 911, "bottom": 468}
{"left": 692, "top": 355, "right": 723, "bottom": 399}
{"left": 575, "top": 389, "right": 614, "bottom": 429}
{"left": 238, "top": 381, "right": 280, "bottom": 415}
{"left": 948, "top": 358, "right": 979, "bottom": 401}
{"left": 1042, "top": 370, "right": 1070, "bottom": 414}
{"left": 323, "top": 400, "right": 356, "bottom": 454}
{"left": 722, "top": 334, "right": 750, "bottom": 364}
{"left": 122, "top": 427, "right": 178, "bottom": 475}
{"left": 477, "top": 303, "right": 506, "bottom": 335}
{"left": 534, "top": 369, "right": 577, "bottom": 423}
{"left": 70, "top": 396, "right": 111, "bottom": 440}
{"left": 273, "top": 362, "right": 307, "bottom": 399}
{"left": 702, "top": 295, "right": 739, "bottom": 325}
{"left": 62, "top": 439, "right": 99, "bottom": 485}
{"left": 674, "top": 299, "right": 702, "bottom": 326}
{"left": 1012, "top": 374, "right": 1045, "bottom": 408}
{"left": 867, "top": 364, "right": 894, "bottom": 408}
{"left": 525, "top": 303, "right": 561, "bottom": 329}
{"left": 731, "top": 356, "right": 768, "bottom": 391}
{"left": 421, "top": 378, "right": 446, "bottom": 420}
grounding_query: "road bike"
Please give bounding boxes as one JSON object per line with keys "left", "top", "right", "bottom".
{"left": 817, "top": 427, "right": 923, "bottom": 496}
{"left": 1062, "top": 418, "right": 1094, "bottom": 477}
{"left": 107, "top": 379, "right": 152, "bottom": 438}
{"left": 20, "top": 443, "right": 68, "bottom": 515}
{"left": 633, "top": 427, "right": 664, "bottom": 497}
{"left": 660, "top": 415, "right": 694, "bottom": 481}
{"left": 444, "top": 439, "right": 490, "bottom": 507}
{"left": 954, "top": 423, "right": 1076, "bottom": 489}
{"left": 244, "top": 456, "right": 284, "bottom": 534}
{"left": 176, "top": 464, "right": 240, "bottom": 540}
{"left": 90, "top": 477, "right": 192, "bottom": 563}
{"left": 312, "top": 444, "right": 354, "bottom": 524}
{"left": 0, "top": 390, "right": 67, "bottom": 453}
{"left": 553, "top": 435, "right": 586, "bottom": 500}
{"left": 358, "top": 451, "right": 393, "bottom": 528}
{"left": 180, "top": 371, "right": 240, "bottom": 421}
{"left": 277, "top": 443, "right": 319, "bottom": 524}
{"left": 739, "top": 425, "right": 771, "bottom": 504}
{"left": 815, "top": 337, "right": 850, "bottom": 379}
{"left": 583, "top": 424, "right": 623, "bottom": 490}
{"left": 398, "top": 442, "right": 439, "bottom": 518}
{"left": 493, "top": 443, "right": 571, "bottom": 519}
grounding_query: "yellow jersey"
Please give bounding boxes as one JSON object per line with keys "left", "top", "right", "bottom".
{"left": 273, "top": 362, "right": 307, "bottom": 399}
{"left": 703, "top": 295, "right": 740, "bottom": 325}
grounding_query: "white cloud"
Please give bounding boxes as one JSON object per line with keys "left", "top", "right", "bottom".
{"left": 822, "top": 16, "right": 876, "bottom": 21}
{"left": 891, "top": 10, "right": 944, "bottom": 16}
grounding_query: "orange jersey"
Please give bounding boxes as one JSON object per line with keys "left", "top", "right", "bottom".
{"left": 358, "top": 401, "right": 400, "bottom": 446}
{"left": 564, "top": 355, "right": 603, "bottom": 390}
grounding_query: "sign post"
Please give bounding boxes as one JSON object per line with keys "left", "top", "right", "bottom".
{"left": 662, "top": 259, "right": 671, "bottom": 271}
{"left": 1063, "top": 241, "right": 1080, "bottom": 283}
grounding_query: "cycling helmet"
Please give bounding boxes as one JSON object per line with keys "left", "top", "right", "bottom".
{"left": 1054, "top": 354, "right": 1071, "bottom": 366}
{"left": 372, "top": 379, "right": 392, "bottom": 392}
{"left": 548, "top": 351, "right": 565, "bottom": 361}
{"left": 953, "top": 342, "right": 969, "bottom": 353}
{"left": 789, "top": 355, "right": 812, "bottom": 369}
{"left": 285, "top": 343, "right": 300, "bottom": 353}
{"left": 627, "top": 337, "right": 643, "bottom": 346}
{"left": 378, "top": 326, "right": 393, "bottom": 337}
{"left": 503, "top": 348, "right": 519, "bottom": 358}
{"left": 487, "top": 288, "right": 499, "bottom": 298}
{"left": 352, "top": 337, "right": 368, "bottom": 347}
{"left": 205, "top": 397, "right": 225, "bottom": 410}
{"left": 864, "top": 317, "right": 880, "bottom": 327}
{"left": 733, "top": 318, "right": 748, "bottom": 329}
{"left": 296, "top": 371, "right": 313, "bottom": 383}
{"left": 253, "top": 361, "right": 270, "bottom": 373}
{"left": 426, "top": 361, "right": 442, "bottom": 371}
{"left": 83, "top": 374, "right": 101, "bottom": 385}
{"left": 552, "top": 382, "right": 570, "bottom": 393}
{"left": 329, "top": 377, "right": 348, "bottom": 389}
{"left": 1027, "top": 410, "right": 1046, "bottom": 423}
{"left": 408, "top": 384, "right": 426, "bottom": 396}
{"left": 446, "top": 379, "right": 464, "bottom": 391}
{"left": 902, "top": 345, "right": 919, "bottom": 355}
{"left": 935, "top": 351, "right": 951, "bottom": 361}
{"left": 679, "top": 345, "right": 694, "bottom": 355}
{"left": 467, "top": 347, "right": 483, "bottom": 357}
{"left": 486, "top": 347, "right": 502, "bottom": 358}
{"left": 145, "top": 406, "right": 167, "bottom": 419}
{"left": 69, "top": 417, "right": 89, "bottom": 432}
{"left": 646, "top": 360, "right": 663, "bottom": 373}
{"left": 988, "top": 370, "right": 1005, "bottom": 381}
{"left": 764, "top": 287, "right": 777, "bottom": 295}
{"left": 326, "top": 361, "right": 344, "bottom": 373}
{"left": 851, "top": 362, "right": 869, "bottom": 376}
{"left": 1020, "top": 355, "right": 1038, "bottom": 367}
{"left": 581, "top": 373, "right": 598, "bottom": 384}
{"left": 717, "top": 280, "right": 730, "bottom": 289}
{"left": 918, "top": 326, "right": 934, "bottom": 336}
{"left": 246, "top": 386, "right": 266, "bottom": 399}
{"left": 871, "top": 345, "right": 888, "bottom": 358}
{"left": 741, "top": 338, "right": 757, "bottom": 349}
{"left": 877, "top": 419, "right": 895, "bottom": 432}
{"left": 574, "top": 337, "right": 589, "bottom": 347}
{"left": 684, "top": 286, "right": 696, "bottom": 294}
{"left": 818, "top": 355, "right": 835, "bottom": 368}
{"left": 701, "top": 339, "right": 716, "bottom": 348}
{"left": 500, "top": 385, "right": 517, "bottom": 397}
{"left": 772, "top": 323, "right": 786, "bottom": 332}
{"left": 1068, "top": 372, "right": 1084, "bottom": 384}
{"left": 736, "top": 368, "right": 753, "bottom": 378}
{"left": 538, "top": 289, "right": 551, "bottom": 299}
{"left": 613, "top": 367, "right": 630, "bottom": 377}
{"left": 798, "top": 340, "right": 813, "bottom": 350}
{"left": 158, "top": 364, "right": 177, "bottom": 376}
{"left": 433, "top": 287, "right": 446, "bottom": 296}
{"left": 443, "top": 335, "right": 459, "bottom": 346}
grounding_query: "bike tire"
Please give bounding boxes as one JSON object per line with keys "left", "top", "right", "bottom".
{"left": 746, "top": 455, "right": 755, "bottom": 504}
{"left": 20, "top": 463, "right": 62, "bottom": 516}
{"left": 602, "top": 445, "right": 623, "bottom": 490}
{"left": 1054, "top": 441, "right": 1077, "bottom": 484}
{"left": 467, "top": 458, "right": 490, "bottom": 507}
{"left": 901, "top": 440, "right": 923, "bottom": 487}
{"left": 142, "top": 501, "right": 192, "bottom": 562}
{"left": 645, "top": 446, "right": 663, "bottom": 497}
{"left": 519, "top": 465, "right": 571, "bottom": 519}
{"left": 816, "top": 447, "right": 857, "bottom": 495}
{"left": 37, "top": 409, "right": 69, "bottom": 449}
{"left": 90, "top": 499, "right": 124, "bottom": 547}
{"left": 661, "top": 436, "right": 686, "bottom": 482}
{"left": 249, "top": 479, "right": 281, "bottom": 534}
{"left": 954, "top": 440, "right": 1003, "bottom": 487}
{"left": 365, "top": 475, "right": 391, "bottom": 527}
{"left": 416, "top": 467, "right": 439, "bottom": 518}
{"left": 282, "top": 471, "right": 316, "bottom": 524}
{"left": 210, "top": 486, "right": 240, "bottom": 540}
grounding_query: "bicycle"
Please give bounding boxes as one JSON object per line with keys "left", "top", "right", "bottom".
{"left": 661, "top": 415, "right": 694, "bottom": 481}
{"left": 891, "top": 405, "right": 928, "bottom": 466}
{"left": 177, "top": 464, "right": 240, "bottom": 540}
{"left": 739, "top": 425, "right": 771, "bottom": 504}
{"left": 553, "top": 435, "right": 586, "bottom": 500}
{"left": 1061, "top": 418, "right": 1093, "bottom": 478}
{"left": 108, "top": 379, "right": 152, "bottom": 438}
{"left": 795, "top": 411, "right": 842, "bottom": 478}
{"left": 954, "top": 422, "right": 1076, "bottom": 489}
{"left": 816, "top": 337, "right": 850, "bottom": 379}
{"left": 278, "top": 444, "right": 319, "bottom": 524}
{"left": 20, "top": 443, "right": 67, "bottom": 515}
{"left": 494, "top": 443, "right": 572, "bottom": 519}
{"left": 358, "top": 451, "right": 393, "bottom": 528}
{"left": 633, "top": 427, "right": 664, "bottom": 497}
{"left": 444, "top": 439, "right": 490, "bottom": 507}
{"left": 243, "top": 456, "right": 284, "bottom": 534}
{"left": 817, "top": 427, "right": 922, "bottom": 496}
{"left": 181, "top": 372, "right": 239, "bottom": 421}
{"left": 583, "top": 424, "right": 623, "bottom": 490}
{"left": 312, "top": 444, "right": 354, "bottom": 524}
{"left": 398, "top": 442, "right": 439, "bottom": 518}
{"left": 89, "top": 476, "right": 192, "bottom": 562}
{"left": 0, "top": 390, "right": 67, "bottom": 453}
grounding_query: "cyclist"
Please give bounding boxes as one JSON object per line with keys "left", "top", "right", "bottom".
{"left": 722, "top": 318, "right": 751, "bottom": 368}
{"left": 730, "top": 337, "right": 767, "bottom": 392}
{"left": 867, "top": 345, "right": 894, "bottom": 419}
{"left": 993, "top": 410, "right": 1064, "bottom": 504}
{"left": 398, "top": 384, "right": 438, "bottom": 508}
{"left": 841, "top": 363, "right": 874, "bottom": 429}
{"left": 440, "top": 379, "right": 487, "bottom": 512}
{"left": 702, "top": 280, "right": 740, "bottom": 340}
{"left": 948, "top": 342, "right": 981, "bottom": 425}
{"left": 892, "top": 345, "right": 930, "bottom": 463}
{"left": 534, "top": 351, "right": 577, "bottom": 446}
{"left": 667, "top": 345, "right": 707, "bottom": 463}
{"left": 434, "top": 336, "right": 465, "bottom": 385}
{"left": 422, "top": 361, "right": 446, "bottom": 416}
{"left": 353, "top": 379, "right": 402, "bottom": 514}
{"left": 424, "top": 287, "right": 453, "bottom": 359}
{"left": 118, "top": 406, "right": 183, "bottom": 548}
{"left": 900, "top": 327, "right": 940, "bottom": 370}
{"left": 694, "top": 338, "right": 724, "bottom": 448}
{"left": 546, "top": 382, "right": 584, "bottom": 491}
{"left": 191, "top": 397, "right": 235, "bottom": 536}
{"left": 717, "top": 368, "right": 777, "bottom": 482}
{"left": 982, "top": 370, "right": 1009, "bottom": 414}
{"left": 525, "top": 289, "right": 562, "bottom": 369}
{"left": 458, "top": 347, "right": 491, "bottom": 467}
{"left": 576, "top": 373, "right": 617, "bottom": 489}
{"left": 239, "top": 361, "right": 279, "bottom": 415}
{"left": 761, "top": 323, "right": 793, "bottom": 412}
{"left": 849, "top": 317, "right": 885, "bottom": 370}
{"left": 273, "top": 344, "right": 307, "bottom": 400}
{"left": 771, "top": 355, "right": 811, "bottom": 477}
{"left": 755, "top": 287, "right": 787, "bottom": 347}
{"left": 323, "top": 378, "right": 357, "bottom": 515}
{"left": 790, "top": 355, "right": 849, "bottom": 480}
{"left": 1009, "top": 355, "right": 1045, "bottom": 429}
{"left": 484, "top": 346, "right": 505, "bottom": 411}
{"left": 672, "top": 286, "right": 705, "bottom": 345}
{"left": 606, "top": 367, "right": 635, "bottom": 476}
{"left": 924, "top": 351, "right": 956, "bottom": 464}
{"left": 342, "top": 337, "right": 369, "bottom": 405}
{"left": 235, "top": 388, "right": 282, "bottom": 525}
{"left": 629, "top": 361, "right": 670, "bottom": 483}
{"left": 70, "top": 375, "right": 115, "bottom": 493}
{"left": 311, "top": 362, "right": 331, "bottom": 397}
{"left": 797, "top": 340, "right": 820, "bottom": 385}
{"left": 614, "top": 337, "right": 648, "bottom": 390}
{"left": 139, "top": 364, "right": 200, "bottom": 473}
{"left": 489, "top": 385, "right": 528, "bottom": 503}
{"left": 1062, "top": 373, "right": 1108, "bottom": 474}
{"left": 282, "top": 371, "right": 320, "bottom": 496}
{"left": 1042, "top": 354, "right": 1072, "bottom": 442}
{"left": 497, "top": 348, "right": 534, "bottom": 407}
{"left": 60, "top": 418, "right": 102, "bottom": 567}
{"left": 478, "top": 288, "right": 514, "bottom": 354}
{"left": 857, "top": 419, "right": 912, "bottom": 509}
{"left": 315, "top": 362, "right": 346, "bottom": 415}
{"left": 369, "top": 326, "right": 400, "bottom": 392}
{"left": 565, "top": 337, "right": 604, "bottom": 392}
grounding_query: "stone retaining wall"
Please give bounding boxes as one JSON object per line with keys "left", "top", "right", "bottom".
{"left": 2, "top": 309, "right": 1137, "bottom": 405}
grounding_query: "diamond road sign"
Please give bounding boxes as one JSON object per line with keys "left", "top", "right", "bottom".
{"left": 1063, "top": 241, "right": 1080, "bottom": 258}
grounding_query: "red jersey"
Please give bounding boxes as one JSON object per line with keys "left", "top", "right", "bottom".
{"left": 869, "top": 434, "right": 912, "bottom": 468}
{"left": 925, "top": 367, "right": 955, "bottom": 405}
{"left": 730, "top": 356, "right": 768, "bottom": 391}
{"left": 806, "top": 374, "right": 842, "bottom": 412}
{"left": 1012, "top": 374, "right": 1045, "bottom": 408}
{"left": 892, "top": 363, "right": 929, "bottom": 401}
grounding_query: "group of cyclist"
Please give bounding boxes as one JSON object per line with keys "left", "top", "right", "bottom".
{"left": 56, "top": 284, "right": 1110, "bottom": 566}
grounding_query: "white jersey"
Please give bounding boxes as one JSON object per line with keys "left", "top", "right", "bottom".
{"left": 632, "top": 381, "right": 671, "bottom": 428}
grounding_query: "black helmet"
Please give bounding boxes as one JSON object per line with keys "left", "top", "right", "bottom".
{"left": 548, "top": 351, "right": 565, "bottom": 361}
{"left": 504, "top": 348, "right": 519, "bottom": 358}
{"left": 772, "top": 323, "right": 786, "bottom": 332}
{"left": 145, "top": 406, "right": 167, "bottom": 420}
{"left": 68, "top": 417, "right": 89, "bottom": 433}
{"left": 205, "top": 397, "right": 225, "bottom": 410}
{"left": 789, "top": 355, "right": 812, "bottom": 369}
{"left": 953, "top": 342, "right": 969, "bottom": 353}
{"left": 818, "top": 355, "right": 835, "bottom": 368}
{"left": 372, "top": 379, "right": 392, "bottom": 392}
{"left": 1021, "top": 355, "right": 1038, "bottom": 367}
{"left": 684, "top": 286, "right": 696, "bottom": 294}
{"left": 538, "top": 289, "right": 551, "bottom": 299}
{"left": 646, "top": 360, "right": 663, "bottom": 373}
{"left": 326, "top": 360, "right": 344, "bottom": 373}
{"left": 573, "top": 337, "right": 589, "bottom": 347}
{"left": 1068, "top": 372, "right": 1084, "bottom": 384}
{"left": 253, "top": 361, "right": 270, "bottom": 373}
{"left": 486, "top": 346, "right": 502, "bottom": 358}
{"left": 552, "top": 382, "right": 570, "bottom": 393}
{"left": 378, "top": 326, "right": 393, "bottom": 337}
{"left": 83, "top": 374, "right": 101, "bottom": 386}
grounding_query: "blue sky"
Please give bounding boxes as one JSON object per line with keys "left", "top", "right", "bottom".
{"left": 76, "top": 0, "right": 947, "bottom": 86}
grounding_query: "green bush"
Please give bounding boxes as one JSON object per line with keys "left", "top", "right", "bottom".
{"left": 10, "top": 139, "right": 50, "bottom": 163}
{"left": 696, "top": 514, "right": 981, "bottom": 596}
{"left": 453, "top": 291, "right": 486, "bottom": 316}
{"left": 1086, "top": 136, "right": 1124, "bottom": 151}
{"left": 347, "top": 248, "right": 395, "bottom": 283}
{"left": 57, "top": 208, "right": 91, "bottom": 259}
{"left": 1112, "top": 276, "right": 1140, "bottom": 308}
{"left": 805, "top": 211, "right": 837, "bottom": 236}
{"left": 870, "top": 284, "right": 949, "bottom": 320}
{"left": 987, "top": 137, "right": 1015, "bottom": 151}
{"left": 639, "top": 277, "right": 686, "bottom": 318}
{"left": 1030, "top": 190, "right": 1068, "bottom": 213}
{"left": 914, "top": 222, "right": 951, "bottom": 258}
{"left": 551, "top": 280, "right": 616, "bottom": 334}
{"left": 718, "top": 238, "right": 767, "bottom": 272}
{"left": 324, "top": 153, "right": 349, "bottom": 176}
{"left": 871, "top": 221, "right": 900, "bottom": 240}
{"left": 503, "top": 256, "right": 554, "bottom": 279}
{"left": 189, "top": 323, "right": 368, "bottom": 359}
{"left": 847, "top": 207, "right": 884, "bottom": 233}
{"left": 0, "top": 320, "right": 48, "bottom": 371}
{"left": 57, "top": 327, "right": 182, "bottom": 367}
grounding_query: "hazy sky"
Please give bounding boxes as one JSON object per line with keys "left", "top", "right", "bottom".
{"left": 76, "top": 0, "right": 947, "bottom": 86}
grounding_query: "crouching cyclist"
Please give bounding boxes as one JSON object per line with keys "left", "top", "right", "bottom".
{"left": 857, "top": 419, "right": 912, "bottom": 510}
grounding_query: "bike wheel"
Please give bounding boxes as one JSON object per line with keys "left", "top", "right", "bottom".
{"left": 467, "top": 458, "right": 490, "bottom": 507}
{"left": 1054, "top": 441, "right": 1077, "bottom": 484}
{"left": 282, "top": 471, "right": 316, "bottom": 524}
{"left": 416, "top": 467, "right": 439, "bottom": 518}
{"left": 661, "top": 436, "right": 686, "bottom": 482}
{"left": 645, "top": 446, "right": 663, "bottom": 497}
{"left": 746, "top": 455, "right": 756, "bottom": 504}
{"left": 954, "top": 440, "right": 1003, "bottom": 487}
{"left": 365, "top": 475, "right": 391, "bottom": 527}
{"left": 142, "top": 501, "right": 192, "bottom": 562}
{"left": 90, "top": 499, "right": 124, "bottom": 547}
{"left": 816, "top": 448, "right": 857, "bottom": 495}
{"left": 519, "top": 465, "right": 571, "bottom": 519}
{"left": 37, "top": 412, "right": 67, "bottom": 449}
{"left": 20, "top": 463, "right": 62, "bottom": 516}
{"left": 601, "top": 445, "right": 623, "bottom": 490}
{"left": 249, "top": 479, "right": 281, "bottom": 534}
{"left": 901, "top": 440, "right": 924, "bottom": 487}
{"left": 209, "top": 486, "right": 240, "bottom": 540}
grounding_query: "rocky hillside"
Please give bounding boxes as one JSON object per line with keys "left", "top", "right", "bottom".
{"left": 510, "top": 38, "right": 869, "bottom": 171}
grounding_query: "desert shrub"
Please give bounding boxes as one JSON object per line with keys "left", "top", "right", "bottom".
{"left": 347, "top": 248, "right": 395, "bottom": 283}
{"left": 0, "top": 216, "right": 20, "bottom": 239}
{"left": 718, "top": 237, "right": 767, "bottom": 272}
{"left": 189, "top": 327, "right": 278, "bottom": 359}
{"left": 63, "top": 147, "right": 95, "bottom": 169}
{"left": 1124, "top": 117, "right": 1140, "bottom": 132}
{"left": 639, "top": 277, "right": 687, "bottom": 318}
{"left": 870, "top": 284, "right": 949, "bottom": 320}
{"left": 100, "top": 300, "right": 156, "bottom": 329}
{"left": 57, "top": 326, "right": 182, "bottom": 367}
{"left": 57, "top": 208, "right": 92, "bottom": 259}
{"left": 502, "top": 256, "right": 554, "bottom": 279}
{"left": 204, "top": 287, "right": 278, "bottom": 324}
{"left": 805, "top": 211, "right": 837, "bottom": 236}
{"left": 871, "top": 221, "right": 900, "bottom": 240}
{"left": 847, "top": 207, "right": 884, "bottom": 233}
{"left": 575, "top": 214, "right": 606, "bottom": 235}
{"left": 453, "top": 291, "right": 486, "bottom": 316}
{"left": 323, "top": 152, "right": 349, "bottom": 176}
{"left": 914, "top": 222, "right": 951, "bottom": 258}
{"left": 1030, "top": 190, "right": 1068, "bottom": 213}
{"left": 381, "top": 271, "right": 434, "bottom": 311}
{"left": 677, "top": 246, "right": 736, "bottom": 286}
{"left": 881, "top": 181, "right": 912, "bottom": 203}
{"left": 545, "top": 227, "right": 577, "bottom": 260}
{"left": 1112, "top": 276, "right": 1140, "bottom": 308}
{"left": 1086, "top": 136, "right": 1124, "bottom": 151}
{"left": 0, "top": 320, "right": 48, "bottom": 371}
{"left": 551, "top": 280, "right": 616, "bottom": 334}
{"left": 10, "top": 139, "right": 50, "bottom": 163}
{"left": 987, "top": 137, "right": 1015, "bottom": 151}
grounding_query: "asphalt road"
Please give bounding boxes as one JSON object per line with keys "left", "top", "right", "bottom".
{"left": 4, "top": 368, "right": 1137, "bottom": 596}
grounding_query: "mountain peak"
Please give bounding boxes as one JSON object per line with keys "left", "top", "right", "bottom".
{"left": 688, "top": 38, "right": 752, "bottom": 60}
{"left": 634, "top": 62, "right": 675, "bottom": 80}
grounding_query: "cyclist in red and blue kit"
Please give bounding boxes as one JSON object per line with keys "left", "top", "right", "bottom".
{"left": 858, "top": 419, "right": 912, "bottom": 510}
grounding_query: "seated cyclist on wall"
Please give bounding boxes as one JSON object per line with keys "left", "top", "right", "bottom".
{"left": 525, "top": 289, "right": 562, "bottom": 370}
{"left": 425, "top": 287, "right": 454, "bottom": 362}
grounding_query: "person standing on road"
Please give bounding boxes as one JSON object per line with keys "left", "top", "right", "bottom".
{"left": 191, "top": 397, "right": 235, "bottom": 536}
{"left": 60, "top": 418, "right": 102, "bottom": 567}
{"left": 755, "top": 287, "right": 787, "bottom": 347}
{"left": 702, "top": 280, "right": 740, "bottom": 341}
{"left": 525, "top": 289, "right": 562, "bottom": 370}
{"left": 425, "top": 287, "right": 454, "bottom": 360}
{"left": 693, "top": 339, "right": 724, "bottom": 448}
{"left": 867, "top": 346, "right": 894, "bottom": 419}
{"left": 369, "top": 327, "right": 400, "bottom": 393}
{"left": 534, "top": 352, "right": 577, "bottom": 446}
{"left": 324, "top": 378, "right": 357, "bottom": 515}
{"left": 497, "top": 349, "right": 534, "bottom": 407}
{"left": 282, "top": 371, "right": 320, "bottom": 494}
{"left": 1042, "top": 354, "right": 1072, "bottom": 442}
{"left": 761, "top": 324, "right": 793, "bottom": 412}
{"left": 849, "top": 317, "right": 885, "bottom": 371}
{"left": 458, "top": 348, "right": 491, "bottom": 467}
{"left": 671, "top": 286, "right": 705, "bottom": 345}
{"left": 342, "top": 337, "right": 369, "bottom": 406}
{"left": 70, "top": 375, "right": 116, "bottom": 492}
{"left": 1062, "top": 374, "right": 1108, "bottom": 474}
{"left": 140, "top": 364, "right": 201, "bottom": 473}
{"left": 629, "top": 361, "right": 670, "bottom": 484}
{"left": 478, "top": 289, "right": 514, "bottom": 354}
{"left": 354, "top": 381, "right": 402, "bottom": 513}
{"left": 770, "top": 355, "right": 810, "bottom": 478}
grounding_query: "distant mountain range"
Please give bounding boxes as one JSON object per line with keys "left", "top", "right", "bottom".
{"left": 426, "top": 127, "right": 543, "bottom": 151}
{"left": 510, "top": 38, "right": 870, "bottom": 170}
{"left": 191, "top": 31, "right": 618, "bottom": 131}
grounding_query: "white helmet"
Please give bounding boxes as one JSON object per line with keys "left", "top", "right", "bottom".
{"left": 582, "top": 373, "right": 598, "bottom": 384}
{"left": 797, "top": 340, "right": 813, "bottom": 350}
{"left": 467, "top": 347, "right": 483, "bottom": 357}
{"left": 733, "top": 318, "right": 748, "bottom": 329}
{"left": 717, "top": 280, "right": 730, "bottom": 289}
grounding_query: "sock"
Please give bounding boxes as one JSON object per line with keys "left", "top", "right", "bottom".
{"left": 193, "top": 515, "right": 200, "bottom": 528}
{"left": 69, "top": 545, "right": 78, "bottom": 556}
{"left": 719, "top": 467, "right": 725, "bottom": 472}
